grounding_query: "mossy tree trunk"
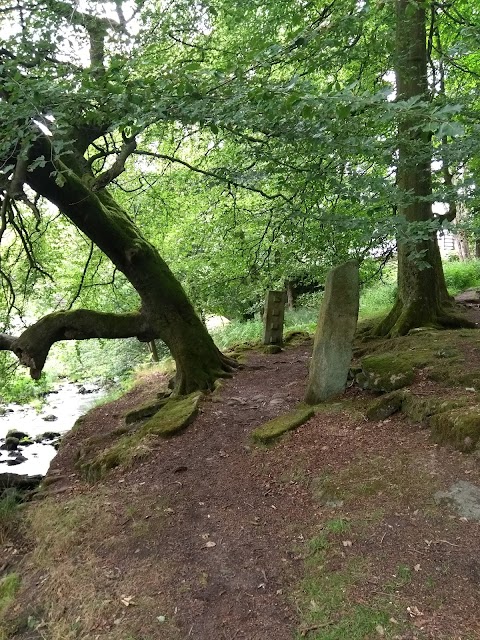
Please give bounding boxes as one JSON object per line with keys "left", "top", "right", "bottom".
{"left": 3, "top": 141, "right": 236, "bottom": 395}
{"left": 375, "top": 0, "right": 472, "bottom": 337}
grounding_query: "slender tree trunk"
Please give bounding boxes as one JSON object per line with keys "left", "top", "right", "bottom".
{"left": 285, "top": 280, "right": 295, "bottom": 310}
{"left": 21, "top": 142, "right": 236, "bottom": 394}
{"left": 376, "top": 0, "right": 472, "bottom": 336}
{"left": 453, "top": 203, "right": 471, "bottom": 261}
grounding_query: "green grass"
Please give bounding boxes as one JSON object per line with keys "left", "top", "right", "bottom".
{"left": 443, "top": 259, "right": 480, "bottom": 294}
{"left": 295, "top": 520, "right": 392, "bottom": 640}
{"left": 0, "top": 490, "right": 21, "bottom": 545}
{"left": 0, "top": 572, "right": 21, "bottom": 636}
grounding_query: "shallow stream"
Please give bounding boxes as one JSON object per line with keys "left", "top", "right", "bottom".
{"left": 0, "top": 381, "right": 106, "bottom": 476}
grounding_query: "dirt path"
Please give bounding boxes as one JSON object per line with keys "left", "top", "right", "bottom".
{"left": 6, "top": 334, "right": 480, "bottom": 640}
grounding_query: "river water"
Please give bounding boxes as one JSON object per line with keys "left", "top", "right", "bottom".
{"left": 0, "top": 381, "right": 106, "bottom": 476}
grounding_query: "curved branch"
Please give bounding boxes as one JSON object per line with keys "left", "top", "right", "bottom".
{"left": 93, "top": 137, "right": 137, "bottom": 191}
{"left": 133, "top": 150, "right": 295, "bottom": 203}
{"left": 0, "top": 309, "right": 155, "bottom": 380}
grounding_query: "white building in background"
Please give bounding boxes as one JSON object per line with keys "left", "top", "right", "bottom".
{"left": 438, "top": 229, "right": 456, "bottom": 258}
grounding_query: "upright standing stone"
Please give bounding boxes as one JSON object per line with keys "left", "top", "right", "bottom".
{"left": 305, "top": 260, "right": 359, "bottom": 404}
{"left": 263, "top": 290, "right": 287, "bottom": 345}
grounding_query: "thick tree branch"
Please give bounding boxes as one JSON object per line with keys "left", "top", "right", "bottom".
{"left": 0, "top": 309, "right": 156, "bottom": 380}
{"left": 93, "top": 138, "right": 137, "bottom": 191}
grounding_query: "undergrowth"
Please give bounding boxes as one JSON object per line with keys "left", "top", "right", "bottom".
{"left": 0, "top": 490, "right": 21, "bottom": 545}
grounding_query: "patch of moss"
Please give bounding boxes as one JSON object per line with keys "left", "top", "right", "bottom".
{"left": 262, "top": 344, "right": 282, "bottom": 354}
{"left": 430, "top": 405, "right": 480, "bottom": 452}
{"left": 355, "top": 328, "right": 480, "bottom": 392}
{"left": 283, "top": 330, "right": 312, "bottom": 346}
{"left": 79, "top": 392, "right": 203, "bottom": 481}
{"left": 251, "top": 404, "right": 315, "bottom": 443}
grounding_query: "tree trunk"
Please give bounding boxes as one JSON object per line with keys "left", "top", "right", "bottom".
{"left": 453, "top": 203, "right": 471, "bottom": 261}
{"left": 9, "top": 141, "right": 237, "bottom": 394}
{"left": 376, "top": 0, "right": 473, "bottom": 336}
{"left": 285, "top": 280, "right": 295, "bottom": 310}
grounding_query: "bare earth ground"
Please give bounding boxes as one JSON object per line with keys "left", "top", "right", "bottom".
{"left": 4, "top": 316, "right": 480, "bottom": 640}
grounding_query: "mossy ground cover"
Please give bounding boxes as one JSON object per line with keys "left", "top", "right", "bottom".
{"left": 78, "top": 392, "right": 203, "bottom": 481}
{"left": 293, "top": 518, "right": 396, "bottom": 640}
{"left": 356, "top": 329, "right": 480, "bottom": 391}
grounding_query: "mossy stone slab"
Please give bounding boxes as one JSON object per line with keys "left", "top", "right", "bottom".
{"left": 365, "top": 390, "right": 407, "bottom": 421}
{"left": 124, "top": 398, "right": 169, "bottom": 424}
{"left": 139, "top": 392, "right": 203, "bottom": 437}
{"left": 251, "top": 404, "right": 315, "bottom": 443}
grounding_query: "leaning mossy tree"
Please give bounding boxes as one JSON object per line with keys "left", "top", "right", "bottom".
{"left": 375, "top": 0, "right": 473, "bottom": 337}
{"left": 0, "top": 2, "right": 237, "bottom": 394}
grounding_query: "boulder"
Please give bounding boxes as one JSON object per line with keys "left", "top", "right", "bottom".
{"left": 36, "top": 431, "right": 61, "bottom": 443}
{"left": 42, "top": 414, "right": 58, "bottom": 422}
{"left": 6, "top": 430, "right": 28, "bottom": 440}
{"left": 305, "top": 260, "right": 359, "bottom": 404}
{"left": 2, "top": 437, "right": 20, "bottom": 451}
{"left": 0, "top": 473, "right": 42, "bottom": 491}
{"left": 357, "top": 354, "right": 415, "bottom": 392}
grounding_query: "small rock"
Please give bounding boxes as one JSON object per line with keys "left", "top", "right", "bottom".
{"left": 434, "top": 481, "right": 480, "bottom": 521}
{"left": 36, "top": 431, "right": 61, "bottom": 442}
{"left": 7, "top": 455, "right": 27, "bottom": 466}
{"left": 2, "top": 437, "right": 20, "bottom": 451}
{"left": 42, "top": 414, "right": 58, "bottom": 422}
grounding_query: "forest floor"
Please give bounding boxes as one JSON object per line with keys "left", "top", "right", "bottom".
{"left": 3, "top": 305, "right": 480, "bottom": 640}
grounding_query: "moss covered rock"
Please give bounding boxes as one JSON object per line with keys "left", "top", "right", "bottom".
{"left": 140, "top": 392, "right": 203, "bottom": 437}
{"left": 402, "top": 394, "right": 469, "bottom": 425}
{"left": 365, "top": 390, "right": 407, "bottom": 421}
{"left": 251, "top": 404, "right": 315, "bottom": 443}
{"left": 358, "top": 354, "right": 416, "bottom": 392}
{"left": 430, "top": 406, "right": 480, "bottom": 452}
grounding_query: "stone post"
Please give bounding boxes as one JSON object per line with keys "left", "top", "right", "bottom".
{"left": 263, "top": 290, "right": 287, "bottom": 345}
{"left": 305, "top": 260, "right": 359, "bottom": 404}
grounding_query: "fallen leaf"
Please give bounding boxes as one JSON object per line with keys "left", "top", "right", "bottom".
{"left": 205, "top": 541, "right": 216, "bottom": 548}
{"left": 376, "top": 624, "right": 385, "bottom": 636}
{"left": 342, "top": 540, "right": 353, "bottom": 547}
{"left": 120, "top": 595, "right": 135, "bottom": 607}
{"left": 407, "top": 605, "right": 423, "bottom": 617}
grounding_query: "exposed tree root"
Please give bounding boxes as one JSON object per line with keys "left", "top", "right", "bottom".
{"left": 374, "top": 300, "right": 476, "bottom": 338}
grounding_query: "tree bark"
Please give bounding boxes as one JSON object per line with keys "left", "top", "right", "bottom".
{"left": 1, "top": 140, "right": 237, "bottom": 394}
{"left": 376, "top": 0, "right": 473, "bottom": 336}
